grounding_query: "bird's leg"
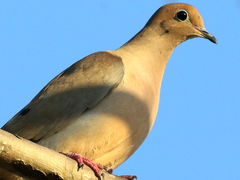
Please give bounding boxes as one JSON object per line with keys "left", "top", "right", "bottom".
{"left": 62, "top": 152, "right": 136, "bottom": 180}
{"left": 63, "top": 152, "right": 103, "bottom": 179}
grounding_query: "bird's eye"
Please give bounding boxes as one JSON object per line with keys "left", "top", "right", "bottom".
{"left": 175, "top": 10, "right": 188, "bottom": 21}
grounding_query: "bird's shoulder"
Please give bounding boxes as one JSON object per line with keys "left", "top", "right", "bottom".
{"left": 36, "top": 51, "right": 124, "bottom": 100}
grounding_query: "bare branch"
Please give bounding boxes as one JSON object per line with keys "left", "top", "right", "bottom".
{"left": 0, "top": 129, "right": 124, "bottom": 180}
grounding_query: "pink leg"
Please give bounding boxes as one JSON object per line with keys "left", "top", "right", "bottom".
{"left": 64, "top": 152, "right": 103, "bottom": 179}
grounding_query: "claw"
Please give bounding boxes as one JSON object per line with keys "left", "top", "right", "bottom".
{"left": 60, "top": 152, "right": 136, "bottom": 180}
{"left": 63, "top": 152, "right": 103, "bottom": 179}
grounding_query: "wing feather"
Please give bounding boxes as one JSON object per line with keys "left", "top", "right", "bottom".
{"left": 2, "top": 52, "right": 124, "bottom": 141}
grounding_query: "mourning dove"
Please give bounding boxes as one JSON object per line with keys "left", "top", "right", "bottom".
{"left": 2, "top": 3, "right": 216, "bottom": 179}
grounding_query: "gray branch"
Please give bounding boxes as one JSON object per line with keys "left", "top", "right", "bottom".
{"left": 0, "top": 129, "right": 124, "bottom": 180}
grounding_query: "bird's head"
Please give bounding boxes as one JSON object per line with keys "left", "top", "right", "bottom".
{"left": 146, "top": 3, "right": 217, "bottom": 44}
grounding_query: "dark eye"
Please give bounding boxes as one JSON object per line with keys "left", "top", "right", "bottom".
{"left": 175, "top": 10, "right": 188, "bottom": 21}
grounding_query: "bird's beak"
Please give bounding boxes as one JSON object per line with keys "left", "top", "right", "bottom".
{"left": 194, "top": 26, "right": 217, "bottom": 44}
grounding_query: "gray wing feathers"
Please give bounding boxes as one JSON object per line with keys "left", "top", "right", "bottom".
{"left": 2, "top": 52, "right": 124, "bottom": 141}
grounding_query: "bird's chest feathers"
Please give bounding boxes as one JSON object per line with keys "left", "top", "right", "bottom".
{"left": 120, "top": 54, "right": 166, "bottom": 128}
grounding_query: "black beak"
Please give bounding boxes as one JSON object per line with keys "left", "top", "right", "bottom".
{"left": 195, "top": 26, "right": 217, "bottom": 44}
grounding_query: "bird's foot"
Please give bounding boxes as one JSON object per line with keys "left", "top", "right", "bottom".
{"left": 64, "top": 152, "right": 103, "bottom": 179}
{"left": 119, "top": 175, "right": 137, "bottom": 180}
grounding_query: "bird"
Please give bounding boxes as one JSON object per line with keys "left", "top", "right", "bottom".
{"left": 2, "top": 3, "right": 216, "bottom": 179}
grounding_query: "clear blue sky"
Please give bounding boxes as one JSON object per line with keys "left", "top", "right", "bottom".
{"left": 0, "top": 1, "right": 239, "bottom": 179}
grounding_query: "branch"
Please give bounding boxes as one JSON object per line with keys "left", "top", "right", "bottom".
{"left": 0, "top": 129, "right": 124, "bottom": 180}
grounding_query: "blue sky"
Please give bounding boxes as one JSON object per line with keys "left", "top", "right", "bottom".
{"left": 0, "top": 1, "right": 239, "bottom": 179}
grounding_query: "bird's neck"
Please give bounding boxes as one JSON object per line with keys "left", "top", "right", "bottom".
{"left": 114, "top": 26, "right": 178, "bottom": 84}
{"left": 116, "top": 26, "right": 177, "bottom": 66}
{"left": 114, "top": 24, "right": 179, "bottom": 93}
